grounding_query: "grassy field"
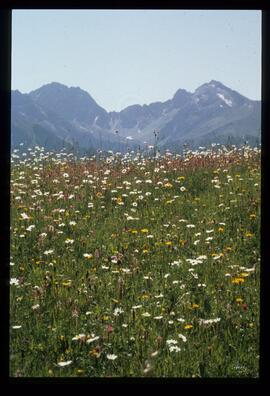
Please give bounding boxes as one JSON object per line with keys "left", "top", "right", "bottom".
{"left": 10, "top": 145, "right": 260, "bottom": 377}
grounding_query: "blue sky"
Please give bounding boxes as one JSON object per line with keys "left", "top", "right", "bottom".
{"left": 12, "top": 10, "right": 261, "bottom": 112}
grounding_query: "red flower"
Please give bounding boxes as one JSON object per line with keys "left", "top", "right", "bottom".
{"left": 106, "top": 325, "right": 113, "bottom": 333}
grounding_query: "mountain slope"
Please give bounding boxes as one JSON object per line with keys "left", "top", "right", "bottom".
{"left": 11, "top": 80, "right": 261, "bottom": 152}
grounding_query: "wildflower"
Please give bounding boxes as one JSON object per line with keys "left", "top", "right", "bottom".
{"left": 44, "top": 249, "right": 54, "bottom": 255}
{"left": 141, "top": 228, "right": 149, "bottom": 233}
{"left": 26, "top": 225, "right": 35, "bottom": 231}
{"left": 142, "top": 312, "right": 151, "bottom": 317}
{"left": 89, "top": 347, "right": 101, "bottom": 358}
{"left": 83, "top": 253, "right": 93, "bottom": 259}
{"left": 132, "top": 305, "right": 142, "bottom": 310}
{"left": 184, "top": 324, "right": 193, "bottom": 330}
{"left": 57, "top": 360, "right": 72, "bottom": 367}
{"left": 12, "top": 325, "right": 22, "bottom": 329}
{"left": 198, "top": 318, "right": 221, "bottom": 325}
{"left": 178, "top": 334, "right": 187, "bottom": 342}
{"left": 10, "top": 278, "right": 19, "bottom": 286}
{"left": 62, "top": 281, "right": 72, "bottom": 287}
{"left": 65, "top": 238, "right": 74, "bottom": 244}
{"left": 169, "top": 346, "right": 181, "bottom": 352}
{"left": 113, "top": 307, "right": 124, "bottom": 316}
{"left": 106, "top": 354, "right": 118, "bottom": 360}
{"left": 166, "top": 339, "right": 178, "bottom": 345}
{"left": 72, "top": 334, "right": 86, "bottom": 341}
{"left": 31, "top": 304, "right": 40, "bottom": 310}
{"left": 231, "top": 277, "right": 245, "bottom": 284}
{"left": 236, "top": 298, "right": 244, "bottom": 304}
{"left": 86, "top": 336, "right": 100, "bottom": 344}
{"left": 20, "top": 212, "right": 29, "bottom": 220}
{"left": 180, "top": 186, "right": 186, "bottom": 192}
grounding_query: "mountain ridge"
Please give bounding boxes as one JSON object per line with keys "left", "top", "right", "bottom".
{"left": 11, "top": 80, "right": 261, "bottom": 153}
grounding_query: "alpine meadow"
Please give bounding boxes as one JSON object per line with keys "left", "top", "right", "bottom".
{"left": 10, "top": 144, "right": 260, "bottom": 377}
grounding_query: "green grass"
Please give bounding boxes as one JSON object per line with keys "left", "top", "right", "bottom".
{"left": 10, "top": 146, "right": 260, "bottom": 377}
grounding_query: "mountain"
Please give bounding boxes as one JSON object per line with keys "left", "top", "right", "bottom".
{"left": 11, "top": 80, "right": 261, "bottom": 153}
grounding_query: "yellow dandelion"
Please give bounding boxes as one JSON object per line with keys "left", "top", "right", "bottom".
{"left": 184, "top": 324, "right": 193, "bottom": 329}
{"left": 231, "top": 277, "right": 245, "bottom": 285}
{"left": 62, "top": 281, "right": 72, "bottom": 287}
{"left": 177, "top": 176, "right": 185, "bottom": 181}
{"left": 240, "top": 272, "right": 250, "bottom": 277}
{"left": 245, "top": 232, "right": 254, "bottom": 238}
{"left": 191, "top": 304, "right": 200, "bottom": 309}
{"left": 164, "top": 182, "right": 173, "bottom": 188}
{"left": 141, "top": 228, "right": 149, "bottom": 233}
{"left": 236, "top": 298, "right": 244, "bottom": 303}
{"left": 218, "top": 227, "right": 224, "bottom": 232}
{"left": 165, "top": 241, "right": 172, "bottom": 246}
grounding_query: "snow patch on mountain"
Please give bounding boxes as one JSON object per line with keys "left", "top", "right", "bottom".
{"left": 217, "top": 93, "right": 233, "bottom": 107}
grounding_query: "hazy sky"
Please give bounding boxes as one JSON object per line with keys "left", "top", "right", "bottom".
{"left": 12, "top": 10, "right": 261, "bottom": 112}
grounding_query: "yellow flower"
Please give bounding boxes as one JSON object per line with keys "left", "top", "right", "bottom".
{"left": 131, "top": 229, "right": 138, "bottom": 234}
{"left": 245, "top": 232, "right": 254, "bottom": 237}
{"left": 96, "top": 192, "right": 103, "bottom": 198}
{"left": 165, "top": 200, "right": 174, "bottom": 205}
{"left": 164, "top": 182, "right": 173, "bottom": 188}
{"left": 143, "top": 249, "right": 149, "bottom": 253}
{"left": 184, "top": 324, "right": 193, "bottom": 329}
{"left": 141, "top": 294, "right": 150, "bottom": 301}
{"left": 177, "top": 176, "right": 185, "bottom": 181}
{"left": 191, "top": 303, "right": 200, "bottom": 309}
{"left": 141, "top": 228, "right": 149, "bottom": 233}
{"left": 236, "top": 297, "right": 244, "bottom": 303}
{"left": 231, "top": 277, "right": 245, "bottom": 284}
{"left": 165, "top": 241, "right": 172, "bottom": 246}
{"left": 62, "top": 281, "right": 72, "bottom": 287}
{"left": 89, "top": 348, "right": 101, "bottom": 358}
{"left": 102, "top": 315, "right": 109, "bottom": 321}
{"left": 240, "top": 272, "right": 250, "bottom": 277}
{"left": 218, "top": 227, "right": 224, "bottom": 232}
{"left": 117, "top": 197, "right": 123, "bottom": 204}
{"left": 249, "top": 214, "right": 256, "bottom": 219}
